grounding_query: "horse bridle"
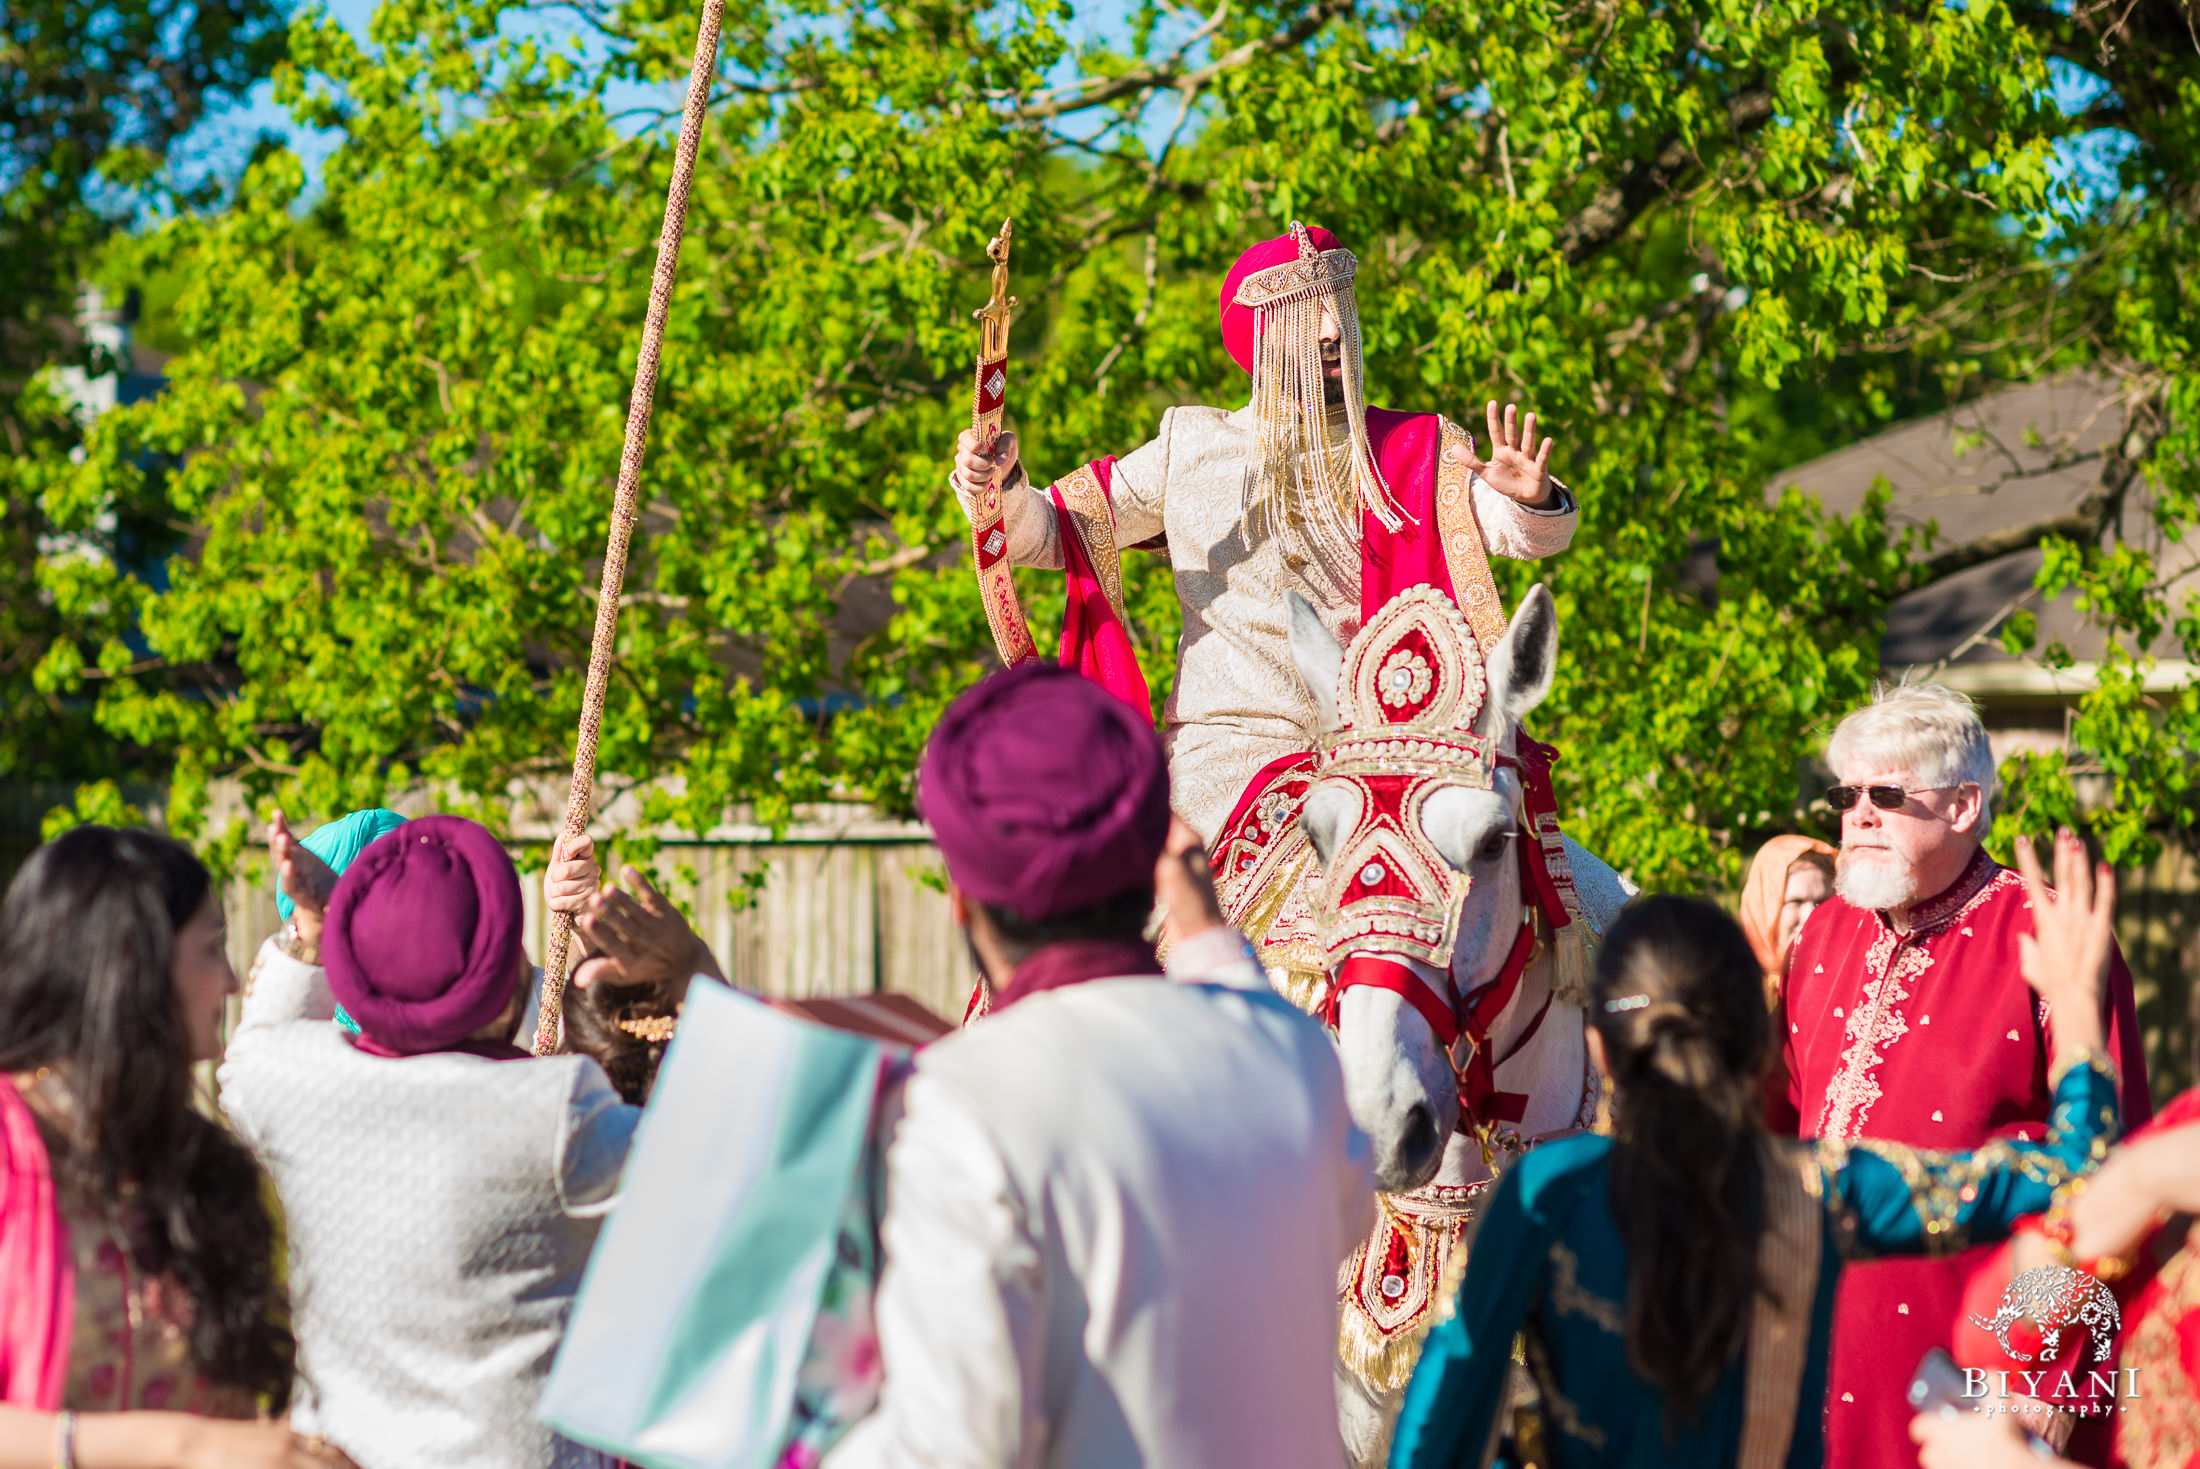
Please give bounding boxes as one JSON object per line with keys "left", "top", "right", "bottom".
{"left": 1317, "top": 755, "right": 1555, "bottom": 1143}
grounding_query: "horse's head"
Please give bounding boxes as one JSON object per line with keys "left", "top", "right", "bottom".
{"left": 1287, "top": 584, "right": 1559, "bottom": 1192}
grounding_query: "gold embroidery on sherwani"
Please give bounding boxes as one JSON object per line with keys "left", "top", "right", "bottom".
{"left": 1049, "top": 463, "right": 1130, "bottom": 630}
{"left": 1815, "top": 860, "right": 2017, "bottom": 1140}
{"left": 1434, "top": 419, "right": 1507, "bottom": 652}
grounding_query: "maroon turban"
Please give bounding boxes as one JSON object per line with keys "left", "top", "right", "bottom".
{"left": 323, "top": 815, "right": 526, "bottom": 1055}
{"left": 918, "top": 661, "right": 1171, "bottom": 919}
{"left": 1218, "top": 223, "right": 1346, "bottom": 374}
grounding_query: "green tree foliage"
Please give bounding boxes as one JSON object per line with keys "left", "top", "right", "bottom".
{"left": 1972, "top": 0, "right": 2200, "bottom": 870}
{"left": 2, "top": 0, "right": 290, "bottom": 780}
{"left": 30, "top": 0, "right": 2197, "bottom": 887}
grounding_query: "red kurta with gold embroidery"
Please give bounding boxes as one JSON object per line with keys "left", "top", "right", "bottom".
{"left": 1774, "top": 848, "right": 2152, "bottom": 1469}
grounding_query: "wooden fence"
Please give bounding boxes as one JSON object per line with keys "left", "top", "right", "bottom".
{"left": 211, "top": 810, "right": 978, "bottom": 1025}
{"left": 5, "top": 782, "right": 2195, "bottom": 1095}
{"left": 3, "top": 784, "right": 976, "bottom": 1027}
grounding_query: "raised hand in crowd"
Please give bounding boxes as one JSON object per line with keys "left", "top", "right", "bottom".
{"left": 572, "top": 864, "right": 725, "bottom": 996}
{"left": 1462, "top": 400, "right": 1558, "bottom": 509}
{"left": 2012, "top": 827, "right": 2117, "bottom": 1060}
{"left": 1155, "top": 815, "right": 1224, "bottom": 948}
{"left": 268, "top": 809, "right": 341, "bottom": 957}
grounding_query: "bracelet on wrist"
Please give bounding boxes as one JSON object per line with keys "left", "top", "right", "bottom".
{"left": 2040, "top": 1178, "right": 2136, "bottom": 1284}
{"left": 54, "top": 1409, "right": 76, "bottom": 1469}
{"left": 275, "top": 921, "right": 322, "bottom": 965}
{"left": 2046, "top": 1046, "right": 2117, "bottom": 1092}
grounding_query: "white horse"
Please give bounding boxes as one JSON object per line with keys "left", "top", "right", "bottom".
{"left": 1283, "top": 584, "right": 1631, "bottom": 1467}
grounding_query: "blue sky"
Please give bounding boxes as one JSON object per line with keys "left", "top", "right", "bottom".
{"left": 173, "top": 0, "right": 675, "bottom": 196}
{"left": 173, "top": 0, "right": 1191, "bottom": 200}
{"left": 174, "top": 1, "right": 2141, "bottom": 217}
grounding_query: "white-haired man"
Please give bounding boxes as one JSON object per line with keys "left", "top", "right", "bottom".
{"left": 1772, "top": 683, "right": 2151, "bottom": 1469}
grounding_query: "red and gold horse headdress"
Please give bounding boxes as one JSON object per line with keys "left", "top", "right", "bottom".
{"left": 1313, "top": 585, "right": 1494, "bottom": 972}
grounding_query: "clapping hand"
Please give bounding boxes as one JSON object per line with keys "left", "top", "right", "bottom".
{"left": 267, "top": 810, "right": 340, "bottom": 951}
{"left": 1468, "top": 401, "right": 1557, "bottom": 509}
{"left": 573, "top": 865, "right": 725, "bottom": 1001}
{"left": 1155, "top": 816, "right": 1224, "bottom": 947}
{"left": 2013, "top": 828, "right": 2115, "bottom": 1049}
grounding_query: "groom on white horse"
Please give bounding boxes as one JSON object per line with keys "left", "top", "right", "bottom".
{"left": 950, "top": 220, "right": 1630, "bottom": 1465}
{"left": 949, "top": 220, "right": 1577, "bottom": 847}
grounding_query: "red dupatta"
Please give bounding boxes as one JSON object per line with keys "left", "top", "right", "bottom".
{"left": 1048, "top": 455, "right": 1151, "bottom": 721}
{"left": 1050, "top": 408, "right": 1511, "bottom": 713}
{"left": 0, "top": 1081, "right": 71, "bottom": 1410}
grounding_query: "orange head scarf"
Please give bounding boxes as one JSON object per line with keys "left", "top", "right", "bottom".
{"left": 1739, "top": 835, "right": 1837, "bottom": 982}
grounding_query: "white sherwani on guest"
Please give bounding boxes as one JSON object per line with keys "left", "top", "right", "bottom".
{"left": 826, "top": 929, "right": 1376, "bottom": 1469}
{"left": 957, "top": 404, "right": 1577, "bottom": 840}
{"left": 220, "top": 939, "right": 632, "bottom": 1469}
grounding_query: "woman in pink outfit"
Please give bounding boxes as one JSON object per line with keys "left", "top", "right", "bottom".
{"left": 0, "top": 826, "right": 346, "bottom": 1468}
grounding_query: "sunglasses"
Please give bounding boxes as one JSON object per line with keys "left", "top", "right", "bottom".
{"left": 1824, "top": 783, "right": 1962, "bottom": 813}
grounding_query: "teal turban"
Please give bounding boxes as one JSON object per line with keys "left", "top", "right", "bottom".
{"left": 275, "top": 809, "right": 409, "bottom": 1037}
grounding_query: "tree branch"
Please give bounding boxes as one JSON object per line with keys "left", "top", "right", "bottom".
{"left": 1554, "top": 84, "right": 1778, "bottom": 265}
{"left": 1891, "top": 393, "right": 2161, "bottom": 594}
{"left": 1006, "top": 0, "right": 1352, "bottom": 122}
{"left": 1895, "top": 512, "right": 2096, "bottom": 593}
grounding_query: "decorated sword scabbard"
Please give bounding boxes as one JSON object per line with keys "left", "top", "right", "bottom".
{"left": 968, "top": 218, "right": 1040, "bottom": 666}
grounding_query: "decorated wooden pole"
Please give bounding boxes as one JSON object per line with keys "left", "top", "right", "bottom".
{"left": 534, "top": 0, "right": 727, "bottom": 1055}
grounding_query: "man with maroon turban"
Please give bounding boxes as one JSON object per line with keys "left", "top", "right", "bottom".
{"left": 825, "top": 661, "right": 1375, "bottom": 1469}
{"left": 950, "top": 221, "right": 1576, "bottom": 841}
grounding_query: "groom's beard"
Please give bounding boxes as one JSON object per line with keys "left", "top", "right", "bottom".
{"left": 1836, "top": 842, "right": 1918, "bottom": 912}
{"left": 1320, "top": 358, "right": 1344, "bottom": 407}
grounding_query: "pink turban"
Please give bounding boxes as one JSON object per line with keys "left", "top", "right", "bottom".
{"left": 323, "top": 816, "right": 526, "bottom": 1055}
{"left": 918, "top": 662, "right": 1170, "bottom": 919}
{"left": 1218, "top": 223, "right": 1347, "bottom": 373}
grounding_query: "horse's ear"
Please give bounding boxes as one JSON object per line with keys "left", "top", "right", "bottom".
{"left": 1478, "top": 583, "right": 1558, "bottom": 742}
{"left": 1302, "top": 782, "right": 1361, "bottom": 870}
{"left": 1287, "top": 592, "right": 1345, "bottom": 733}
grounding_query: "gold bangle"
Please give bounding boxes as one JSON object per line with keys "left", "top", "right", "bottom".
{"left": 54, "top": 1409, "right": 76, "bottom": 1469}
{"left": 2042, "top": 1175, "right": 2138, "bottom": 1282}
{"left": 2047, "top": 1047, "right": 2118, "bottom": 1092}
{"left": 274, "top": 922, "right": 321, "bottom": 966}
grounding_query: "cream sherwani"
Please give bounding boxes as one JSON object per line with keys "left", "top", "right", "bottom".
{"left": 959, "top": 405, "right": 1576, "bottom": 840}
{"left": 824, "top": 929, "right": 1376, "bottom": 1469}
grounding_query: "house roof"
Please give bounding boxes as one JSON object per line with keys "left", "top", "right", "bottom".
{"left": 1766, "top": 373, "right": 2193, "bottom": 700}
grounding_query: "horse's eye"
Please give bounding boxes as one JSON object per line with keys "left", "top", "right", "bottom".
{"left": 1477, "top": 831, "right": 1508, "bottom": 862}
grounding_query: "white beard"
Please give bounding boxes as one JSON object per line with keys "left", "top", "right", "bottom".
{"left": 1837, "top": 848, "right": 1918, "bottom": 912}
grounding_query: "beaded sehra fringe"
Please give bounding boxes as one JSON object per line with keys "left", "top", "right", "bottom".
{"left": 1240, "top": 226, "right": 1410, "bottom": 546}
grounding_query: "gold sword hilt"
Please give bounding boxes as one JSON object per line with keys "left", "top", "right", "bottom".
{"left": 973, "top": 218, "right": 1016, "bottom": 377}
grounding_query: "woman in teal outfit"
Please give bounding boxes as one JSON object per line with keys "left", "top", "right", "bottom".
{"left": 1391, "top": 832, "right": 2124, "bottom": 1469}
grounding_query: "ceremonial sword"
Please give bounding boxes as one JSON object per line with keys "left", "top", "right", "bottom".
{"left": 966, "top": 219, "right": 1041, "bottom": 666}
